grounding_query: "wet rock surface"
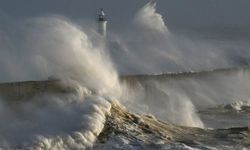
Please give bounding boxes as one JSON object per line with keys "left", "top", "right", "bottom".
{"left": 95, "top": 101, "right": 250, "bottom": 149}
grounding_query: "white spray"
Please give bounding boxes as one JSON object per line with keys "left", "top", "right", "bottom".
{"left": 0, "top": 16, "right": 120, "bottom": 149}
{"left": 134, "top": 1, "right": 168, "bottom": 34}
{"left": 116, "top": 1, "right": 204, "bottom": 128}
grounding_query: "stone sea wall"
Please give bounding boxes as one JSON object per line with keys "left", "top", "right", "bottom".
{"left": 0, "top": 80, "right": 73, "bottom": 101}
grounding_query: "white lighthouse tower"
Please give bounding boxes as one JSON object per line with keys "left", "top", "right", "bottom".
{"left": 97, "top": 9, "right": 107, "bottom": 37}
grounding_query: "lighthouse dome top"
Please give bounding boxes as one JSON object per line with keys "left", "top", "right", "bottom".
{"left": 98, "top": 9, "right": 107, "bottom": 22}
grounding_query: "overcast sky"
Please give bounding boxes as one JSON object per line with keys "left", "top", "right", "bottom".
{"left": 0, "top": 0, "right": 250, "bottom": 29}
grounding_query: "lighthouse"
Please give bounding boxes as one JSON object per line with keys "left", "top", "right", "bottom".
{"left": 97, "top": 9, "right": 107, "bottom": 37}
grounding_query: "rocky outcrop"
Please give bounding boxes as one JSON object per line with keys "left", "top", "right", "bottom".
{"left": 95, "top": 101, "right": 250, "bottom": 149}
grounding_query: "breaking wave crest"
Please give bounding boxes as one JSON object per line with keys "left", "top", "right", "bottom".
{"left": 134, "top": 1, "right": 168, "bottom": 34}
{"left": 120, "top": 66, "right": 250, "bottom": 128}
{"left": 0, "top": 86, "right": 112, "bottom": 149}
{"left": 0, "top": 17, "right": 120, "bottom": 149}
{"left": 215, "top": 100, "right": 250, "bottom": 111}
{"left": 28, "top": 91, "right": 112, "bottom": 150}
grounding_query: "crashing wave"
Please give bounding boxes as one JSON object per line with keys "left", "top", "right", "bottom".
{"left": 134, "top": 1, "right": 168, "bottom": 34}
{"left": 29, "top": 96, "right": 111, "bottom": 150}
{"left": 214, "top": 100, "right": 250, "bottom": 112}
{"left": 0, "top": 85, "right": 112, "bottom": 150}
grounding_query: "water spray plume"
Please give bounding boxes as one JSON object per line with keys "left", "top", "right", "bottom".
{"left": 134, "top": 1, "right": 168, "bottom": 34}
